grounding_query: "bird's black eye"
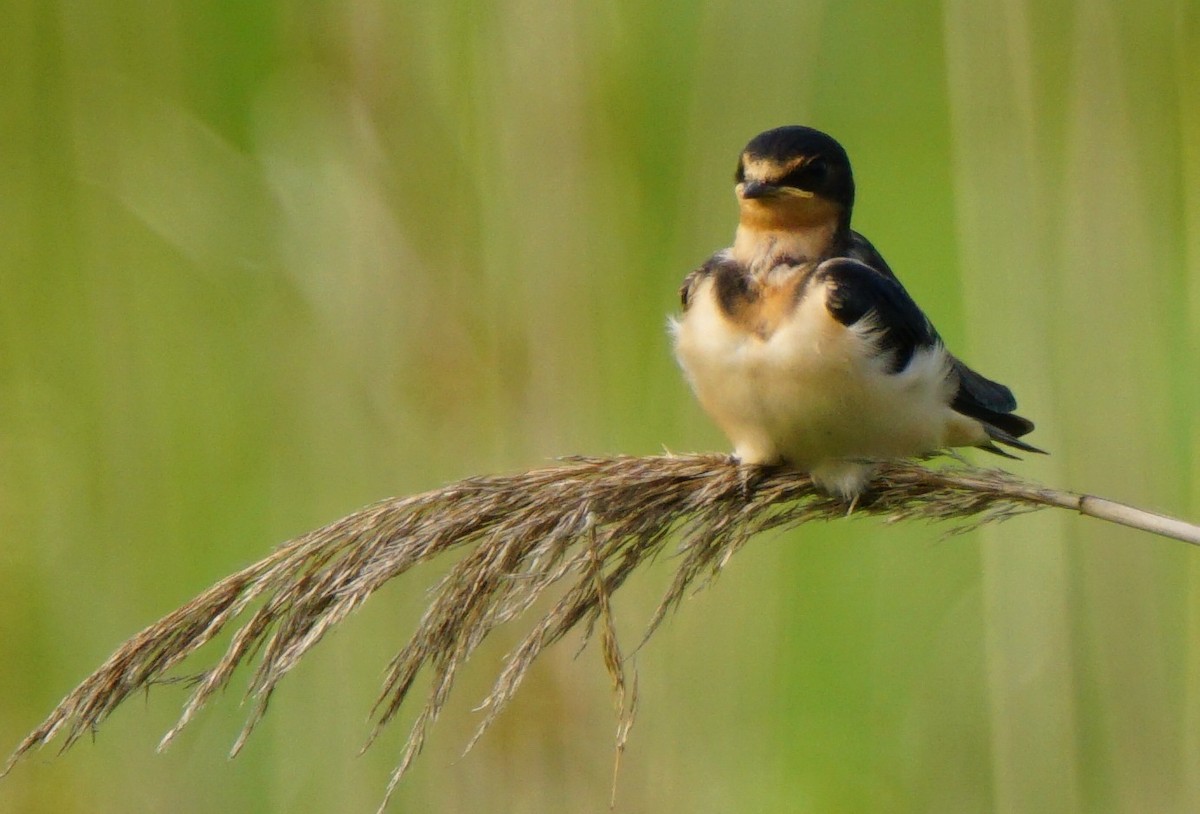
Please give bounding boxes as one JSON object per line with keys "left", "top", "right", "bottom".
{"left": 806, "top": 157, "right": 830, "bottom": 183}
{"left": 734, "top": 161, "right": 745, "bottom": 183}
{"left": 780, "top": 157, "right": 829, "bottom": 191}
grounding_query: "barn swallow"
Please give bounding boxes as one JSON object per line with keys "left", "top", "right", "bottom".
{"left": 671, "top": 125, "right": 1042, "bottom": 498}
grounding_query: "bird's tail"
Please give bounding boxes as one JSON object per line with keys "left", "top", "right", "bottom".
{"left": 979, "top": 420, "right": 1047, "bottom": 458}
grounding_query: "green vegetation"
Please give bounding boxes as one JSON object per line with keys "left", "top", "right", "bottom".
{"left": 2, "top": 2, "right": 1197, "bottom": 812}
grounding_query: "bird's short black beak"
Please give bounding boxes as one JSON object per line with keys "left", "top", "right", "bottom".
{"left": 740, "top": 180, "right": 778, "bottom": 200}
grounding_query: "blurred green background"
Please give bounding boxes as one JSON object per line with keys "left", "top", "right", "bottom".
{"left": 2, "top": 1, "right": 1199, "bottom": 812}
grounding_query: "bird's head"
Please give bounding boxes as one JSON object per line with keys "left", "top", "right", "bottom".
{"left": 734, "top": 126, "right": 855, "bottom": 235}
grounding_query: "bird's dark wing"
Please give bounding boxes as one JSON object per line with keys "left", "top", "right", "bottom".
{"left": 815, "top": 257, "right": 938, "bottom": 373}
{"left": 679, "top": 252, "right": 736, "bottom": 311}
{"left": 816, "top": 255, "right": 1042, "bottom": 453}
{"left": 846, "top": 230, "right": 900, "bottom": 281}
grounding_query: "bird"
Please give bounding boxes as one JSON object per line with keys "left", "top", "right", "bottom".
{"left": 671, "top": 125, "right": 1042, "bottom": 499}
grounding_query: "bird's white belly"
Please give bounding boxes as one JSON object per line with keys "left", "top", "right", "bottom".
{"left": 672, "top": 277, "right": 963, "bottom": 490}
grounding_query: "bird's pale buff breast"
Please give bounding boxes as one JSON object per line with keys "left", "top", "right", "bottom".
{"left": 672, "top": 268, "right": 982, "bottom": 494}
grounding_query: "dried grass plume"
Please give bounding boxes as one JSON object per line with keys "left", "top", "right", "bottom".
{"left": 5, "top": 454, "right": 1199, "bottom": 810}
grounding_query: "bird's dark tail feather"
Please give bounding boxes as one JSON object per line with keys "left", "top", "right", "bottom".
{"left": 980, "top": 422, "right": 1047, "bottom": 457}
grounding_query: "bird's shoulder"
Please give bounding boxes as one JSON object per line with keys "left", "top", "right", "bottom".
{"left": 812, "top": 255, "right": 937, "bottom": 372}
{"left": 844, "top": 230, "right": 899, "bottom": 280}
{"left": 679, "top": 250, "right": 740, "bottom": 311}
